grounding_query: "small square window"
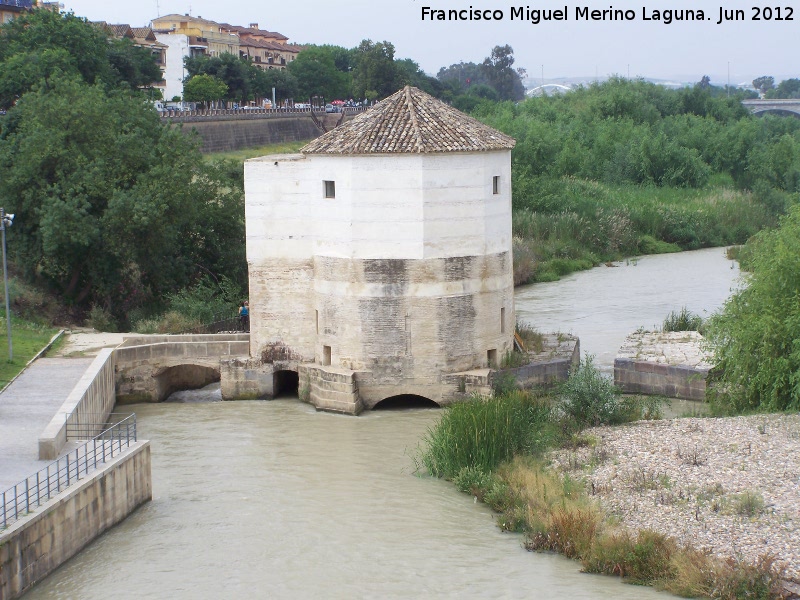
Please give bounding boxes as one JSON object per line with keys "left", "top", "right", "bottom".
{"left": 492, "top": 176, "right": 500, "bottom": 195}
{"left": 324, "top": 180, "right": 335, "bottom": 198}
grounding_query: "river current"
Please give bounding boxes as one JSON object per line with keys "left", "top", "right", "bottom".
{"left": 24, "top": 248, "right": 740, "bottom": 599}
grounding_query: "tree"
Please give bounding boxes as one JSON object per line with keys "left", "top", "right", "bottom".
{"left": 0, "top": 75, "right": 245, "bottom": 321}
{"left": 481, "top": 45, "right": 526, "bottom": 101}
{"left": 437, "top": 61, "right": 490, "bottom": 95}
{"left": 752, "top": 75, "right": 775, "bottom": 95}
{"left": 0, "top": 10, "right": 161, "bottom": 108}
{"left": 183, "top": 74, "right": 228, "bottom": 107}
{"left": 287, "top": 46, "right": 350, "bottom": 101}
{"left": 251, "top": 67, "right": 299, "bottom": 105}
{"left": 184, "top": 53, "right": 251, "bottom": 104}
{"left": 352, "top": 39, "right": 397, "bottom": 100}
{"left": 395, "top": 58, "right": 443, "bottom": 97}
{"left": 766, "top": 78, "right": 800, "bottom": 99}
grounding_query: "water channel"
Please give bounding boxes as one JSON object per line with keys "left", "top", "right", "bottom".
{"left": 24, "top": 248, "right": 741, "bottom": 599}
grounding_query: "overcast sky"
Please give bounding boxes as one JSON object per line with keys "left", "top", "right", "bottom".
{"left": 61, "top": 0, "right": 796, "bottom": 86}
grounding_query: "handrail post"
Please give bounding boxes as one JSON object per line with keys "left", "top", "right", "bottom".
{"left": 66, "top": 454, "right": 70, "bottom": 486}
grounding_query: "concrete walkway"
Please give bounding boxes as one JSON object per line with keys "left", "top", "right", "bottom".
{"left": 0, "top": 357, "right": 94, "bottom": 491}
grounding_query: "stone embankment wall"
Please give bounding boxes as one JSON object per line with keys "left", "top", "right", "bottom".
{"left": 0, "top": 442, "right": 151, "bottom": 600}
{"left": 165, "top": 113, "right": 353, "bottom": 153}
{"left": 614, "top": 331, "right": 711, "bottom": 400}
{"left": 38, "top": 349, "right": 116, "bottom": 460}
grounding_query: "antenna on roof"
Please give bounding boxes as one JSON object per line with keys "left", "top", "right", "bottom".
{"left": 156, "top": 0, "right": 160, "bottom": 17}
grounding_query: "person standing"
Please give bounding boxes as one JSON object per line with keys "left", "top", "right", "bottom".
{"left": 238, "top": 301, "right": 249, "bottom": 332}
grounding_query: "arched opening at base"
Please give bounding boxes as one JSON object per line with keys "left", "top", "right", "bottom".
{"left": 373, "top": 394, "right": 440, "bottom": 411}
{"left": 155, "top": 365, "right": 220, "bottom": 402}
{"left": 274, "top": 370, "right": 299, "bottom": 398}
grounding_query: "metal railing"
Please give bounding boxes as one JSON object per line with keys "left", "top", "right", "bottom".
{"left": 1, "top": 414, "right": 137, "bottom": 530}
{"left": 181, "top": 310, "right": 249, "bottom": 334}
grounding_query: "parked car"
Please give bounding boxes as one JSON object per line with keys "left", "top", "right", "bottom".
{"left": 325, "top": 104, "right": 340, "bottom": 113}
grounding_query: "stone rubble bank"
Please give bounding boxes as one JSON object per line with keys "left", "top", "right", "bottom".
{"left": 550, "top": 413, "right": 800, "bottom": 583}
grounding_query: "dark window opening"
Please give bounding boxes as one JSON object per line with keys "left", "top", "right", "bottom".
{"left": 274, "top": 370, "right": 299, "bottom": 397}
{"left": 493, "top": 175, "right": 500, "bottom": 194}
{"left": 324, "top": 180, "right": 335, "bottom": 198}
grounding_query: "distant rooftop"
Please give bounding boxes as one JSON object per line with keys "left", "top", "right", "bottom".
{"left": 0, "top": 0, "right": 33, "bottom": 8}
{"left": 301, "top": 86, "right": 516, "bottom": 155}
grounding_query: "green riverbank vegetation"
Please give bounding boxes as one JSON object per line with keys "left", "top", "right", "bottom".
{"left": 705, "top": 203, "right": 800, "bottom": 414}
{"left": 415, "top": 358, "right": 785, "bottom": 598}
{"left": 471, "top": 78, "right": 799, "bottom": 284}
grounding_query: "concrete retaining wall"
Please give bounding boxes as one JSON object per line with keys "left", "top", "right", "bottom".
{"left": 614, "top": 358, "right": 709, "bottom": 400}
{"left": 38, "top": 349, "right": 116, "bottom": 461}
{"left": 0, "top": 442, "right": 151, "bottom": 600}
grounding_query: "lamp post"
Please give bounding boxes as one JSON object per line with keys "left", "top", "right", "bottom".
{"left": 1, "top": 208, "right": 14, "bottom": 361}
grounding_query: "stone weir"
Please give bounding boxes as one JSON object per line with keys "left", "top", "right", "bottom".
{"left": 614, "top": 331, "right": 712, "bottom": 401}
{"left": 220, "top": 334, "right": 580, "bottom": 414}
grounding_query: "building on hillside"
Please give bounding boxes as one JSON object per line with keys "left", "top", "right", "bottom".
{"left": 219, "top": 23, "right": 301, "bottom": 70}
{"left": 151, "top": 14, "right": 239, "bottom": 57}
{"left": 237, "top": 86, "right": 516, "bottom": 413}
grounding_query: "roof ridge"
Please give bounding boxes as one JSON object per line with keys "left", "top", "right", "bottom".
{"left": 404, "top": 86, "right": 423, "bottom": 154}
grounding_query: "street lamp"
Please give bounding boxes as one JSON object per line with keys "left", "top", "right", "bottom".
{"left": 1, "top": 208, "right": 14, "bottom": 361}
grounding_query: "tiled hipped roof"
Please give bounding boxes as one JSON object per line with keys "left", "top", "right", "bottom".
{"left": 300, "top": 86, "right": 516, "bottom": 155}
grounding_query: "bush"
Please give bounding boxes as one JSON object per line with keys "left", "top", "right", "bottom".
{"left": 85, "top": 305, "right": 117, "bottom": 332}
{"left": 559, "top": 355, "right": 628, "bottom": 429}
{"left": 707, "top": 204, "right": 800, "bottom": 411}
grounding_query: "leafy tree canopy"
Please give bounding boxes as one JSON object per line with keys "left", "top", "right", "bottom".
{"left": 287, "top": 45, "right": 351, "bottom": 101}
{"left": 752, "top": 75, "right": 775, "bottom": 95}
{"left": 0, "top": 9, "right": 161, "bottom": 108}
{"left": 183, "top": 73, "right": 228, "bottom": 106}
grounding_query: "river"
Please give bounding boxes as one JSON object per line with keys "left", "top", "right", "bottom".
{"left": 23, "top": 248, "right": 741, "bottom": 599}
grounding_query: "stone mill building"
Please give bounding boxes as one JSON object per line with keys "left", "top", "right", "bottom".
{"left": 226, "top": 86, "right": 517, "bottom": 413}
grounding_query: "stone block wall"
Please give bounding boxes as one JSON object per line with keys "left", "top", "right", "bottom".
{"left": 0, "top": 442, "right": 151, "bottom": 600}
{"left": 614, "top": 358, "right": 709, "bottom": 400}
{"left": 298, "top": 365, "right": 362, "bottom": 414}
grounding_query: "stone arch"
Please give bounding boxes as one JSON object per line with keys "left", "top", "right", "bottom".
{"left": 372, "top": 394, "right": 441, "bottom": 410}
{"left": 153, "top": 364, "right": 220, "bottom": 402}
{"left": 274, "top": 369, "right": 299, "bottom": 397}
{"left": 753, "top": 108, "right": 800, "bottom": 119}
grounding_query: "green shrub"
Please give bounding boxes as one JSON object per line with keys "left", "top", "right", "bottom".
{"left": 85, "top": 305, "right": 117, "bottom": 332}
{"left": 706, "top": 204, "right": 800, "bottom": 411}
{"left": 559, "top": 355, "right": 628, "bottom": 429}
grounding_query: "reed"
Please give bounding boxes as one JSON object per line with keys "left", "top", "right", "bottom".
{"left": 416, "top": 391, "right": 553, "bottom": 480}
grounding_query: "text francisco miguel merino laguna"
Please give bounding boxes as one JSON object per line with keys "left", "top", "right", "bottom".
{"left": 421, "top": 6, "right": 794, "bottom": 24}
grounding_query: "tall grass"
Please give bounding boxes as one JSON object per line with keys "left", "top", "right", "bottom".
{"left": 511, "top": 177, "right": 776, "bottom": 285}
{"left": 416, "top": 391, "right": 553, "bottom": 479}
{"left": 662, "top": 306, "right": 704, "bottom": 332}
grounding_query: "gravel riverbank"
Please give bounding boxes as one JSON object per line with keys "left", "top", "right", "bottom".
{"left": 550, "top": 413, "right": 800, "bottom": 583}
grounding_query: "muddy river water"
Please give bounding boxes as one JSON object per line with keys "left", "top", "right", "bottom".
{"left": 24, "top": 248, "right": 740, "bottom": 599}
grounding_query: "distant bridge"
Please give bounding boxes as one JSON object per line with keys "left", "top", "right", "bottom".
{"left": 742, "top": 99, "right": 800, "bottom": 117}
